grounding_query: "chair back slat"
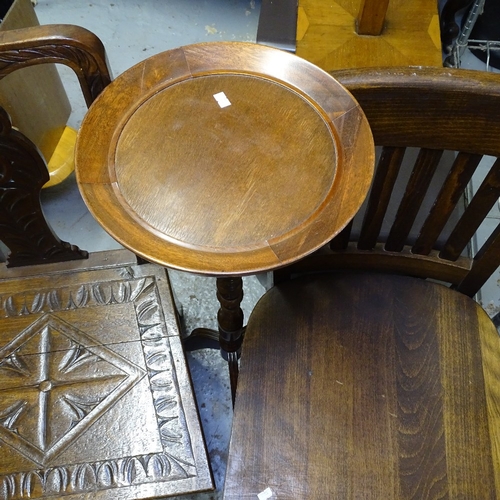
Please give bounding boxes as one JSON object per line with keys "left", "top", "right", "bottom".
{"left": 456, "top": 222, "right": 500, "bottom": 296}
{"left": 412, "top": 152, "right": 482, "bottom": 255}
{"left": 385, "top": 149, "right": 443, "bottom": 252}
{"left": 440, "top": 158, "right": 500, "bottom": 261}
{"left": 357, "top": 146, "right": 405, "bottom": 250}
{"left": 281, "top": 67, "right": 500, "bottom": 297}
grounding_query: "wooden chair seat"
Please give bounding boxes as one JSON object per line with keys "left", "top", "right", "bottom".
{"left": 224, "top": 272, "right": 500, "bottom": 498}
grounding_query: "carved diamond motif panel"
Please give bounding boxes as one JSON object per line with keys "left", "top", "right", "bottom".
{"left": 0, "top": 257, "right": 213, "bottom": 499}
{"left": 0, "top": 314, "right": 145, "bottom": 467}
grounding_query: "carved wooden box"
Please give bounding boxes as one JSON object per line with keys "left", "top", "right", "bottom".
{"left": 0, "top": 252, "right": 213, "bottom": 499}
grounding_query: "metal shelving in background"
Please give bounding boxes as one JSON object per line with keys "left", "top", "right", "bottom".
{"left": 445, "top": 0, "right": 500, "bottom": 70}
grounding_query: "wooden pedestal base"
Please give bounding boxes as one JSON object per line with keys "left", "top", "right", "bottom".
{"left": 297, "top": 0, "right": 442, "bottom": 71}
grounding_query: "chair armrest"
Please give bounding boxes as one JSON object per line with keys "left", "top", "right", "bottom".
{"left": 0, "top": 24, "right": 112, "bottom": 106}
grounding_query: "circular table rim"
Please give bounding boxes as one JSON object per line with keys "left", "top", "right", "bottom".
{"left": 75, "top": 41, "right": 375, "bottom": 276}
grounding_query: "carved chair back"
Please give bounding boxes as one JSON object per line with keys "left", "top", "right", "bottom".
{"left": 0, "top": 25, "right": 111, "bottom": 267}
{"left": 276, "top": 67, "right": 500, "bottom": 298}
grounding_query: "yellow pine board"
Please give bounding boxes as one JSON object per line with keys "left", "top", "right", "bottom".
{"left": 297, "top": 0, "right": 442, "bottom": 71}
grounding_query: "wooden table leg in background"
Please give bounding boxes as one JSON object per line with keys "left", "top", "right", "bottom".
{"left": 182, "top": 276, "right": 245, "bottom": 406}
{"left": 357, "top": 0, "right": 390, "bottom": 35}
{"left": 216, "top": 277, "right": 245, "bottom": 406}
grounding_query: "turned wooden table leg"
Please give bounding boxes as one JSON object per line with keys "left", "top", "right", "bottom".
{"left": 182, "top": 275, "right": 245, "bottom": 406}
{"left": 216, "top": 276, "right": 245, "bottom": 406}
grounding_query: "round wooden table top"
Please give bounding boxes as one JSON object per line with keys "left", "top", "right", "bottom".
{"left": 75, "top": 42, "right": 374, "bottom": 276}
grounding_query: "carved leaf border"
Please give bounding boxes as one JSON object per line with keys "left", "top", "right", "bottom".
{"left": 0, "top": 451, "right": 193, "bottom": 499}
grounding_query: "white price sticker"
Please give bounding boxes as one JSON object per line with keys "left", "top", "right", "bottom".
{"left": 258, "top": 487, "right": 274, "bottom": 500}
{"left": 213, "top": 91, "right": 231, "bottom": 108}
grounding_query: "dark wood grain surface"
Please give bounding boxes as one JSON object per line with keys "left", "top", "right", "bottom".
{"left": 225, "top": 273, "right": 500, "bottom": 498}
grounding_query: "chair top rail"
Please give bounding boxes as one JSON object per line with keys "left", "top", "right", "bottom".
{"left": 334, "top": 67, "right": 500, "bottom": 157}
{"left": 297, "top": 67, "right": 500, "bottom": 296}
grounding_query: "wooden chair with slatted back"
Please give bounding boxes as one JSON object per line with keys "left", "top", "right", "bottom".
{"left": 0, "top": 25, "right": 212, "bottom": 499}
{"left": 224, "top": 67, "right": 500, "bottom": 499}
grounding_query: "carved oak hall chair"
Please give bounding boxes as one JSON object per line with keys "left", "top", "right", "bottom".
{"left": 0, "top": 25, "right": 212, "bottom": 498}
{"left": 224, "top": 67, "right": 500, "bottom": 498}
